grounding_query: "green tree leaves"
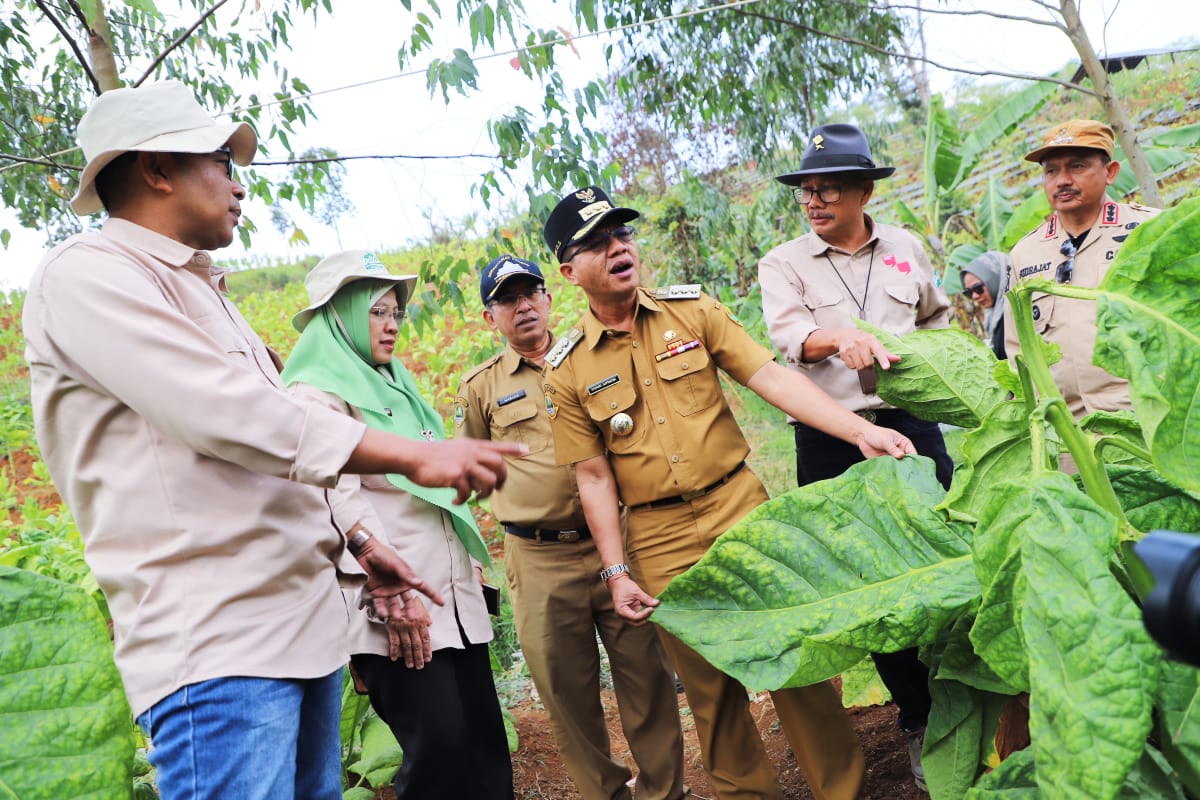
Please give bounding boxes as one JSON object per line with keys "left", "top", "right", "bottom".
{"left": 0, "top": 566, "right": 134, "bottom": 799}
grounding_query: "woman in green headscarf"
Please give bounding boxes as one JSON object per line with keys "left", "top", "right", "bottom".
{"left": 282, "top": 250, "right": 513, "bottom": 800}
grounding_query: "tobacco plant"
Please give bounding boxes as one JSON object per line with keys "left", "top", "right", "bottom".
{"left": 653, "top": 197, "right": 1200, "bottom": 798}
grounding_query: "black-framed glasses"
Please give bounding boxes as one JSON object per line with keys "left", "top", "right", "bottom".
{"left": 791, "top": 185, "right": 843, "bottom": 205}
{"left": 963, "top": 282, "right": 987, "bottom": 298}
{"left": 488, "top": 285, "right": 547, "bottom": 310}
{"left": 1056, "top": 239, "right": 1077, "bottom": 284}
{"left": 567, "top": 225, "right": 636, "bottom": 260}
{"left": 368, "top": 306, "right": 404, "bottom": 323}
{"left": 215, "top": 146, "right": 234, "bottom": 180}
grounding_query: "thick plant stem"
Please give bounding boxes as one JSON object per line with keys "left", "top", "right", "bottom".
{"left": 1008, "top": 285, "right": 1154, "bottom": 597}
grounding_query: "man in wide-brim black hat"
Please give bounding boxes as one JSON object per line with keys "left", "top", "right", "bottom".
{"left": 758, "top": 122, "right": 955, "bottom": 792}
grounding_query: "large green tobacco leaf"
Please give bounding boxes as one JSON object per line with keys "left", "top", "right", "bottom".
{"left": 938, "top": 614, "right": 1017, "bottom": 696}
{"left": 968, "top": 485, "right": 1032, "bottom": 692}
{"left": 1019, "top": 474, "right": 1160, "bottom": 800}
{"left": 0, "top": 566, "right": 134, "bottom": 799}
{"left": 964, "top": 747, "right": 1038, "bottom": 798}
{"left": 940, "top": 400, "right": 1040, "bottom": 524}
{"left": 859, "top": 322, "right": 1006, "bottom": 428}
{"left": 653, "top": 456, "right": 977, "bottom": 690}
{"left": 1155, "top": 662, "right": 1200, "bottom": 796}
{"left": 923, "top": 677, "right": 985, "bottom": 800}
{"left": 1103, "top": 463, "right": 1200, "bottom": 535}
{"left": 1093, "top": 197, "right": 1200, "bottom": 494}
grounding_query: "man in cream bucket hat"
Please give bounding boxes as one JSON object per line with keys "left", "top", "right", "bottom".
{"left": 23, "top": 81, "right": 523, "bottom": 800}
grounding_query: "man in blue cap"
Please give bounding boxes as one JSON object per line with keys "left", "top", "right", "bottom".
{"left": 758, "top": 122, "right": 954, "bottom": 791}
{"left": 455, "top": 255, "right": 687, "bottom": 800}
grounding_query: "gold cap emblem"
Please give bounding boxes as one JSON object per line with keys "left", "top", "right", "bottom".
{"left": 575, "top": 188, "right": 596, "bottom": 203}
{"left": 812, "top": 134, "right": 825, "bottom": 150}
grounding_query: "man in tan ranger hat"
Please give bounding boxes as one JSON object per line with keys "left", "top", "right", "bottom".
{"left": 22, "top": 80, "right": 524, "bottom": 800}
{"left": 455, "top": 254, "right": 687, "bottom": 800}
{"left": 1004, "top": 119, "right": 1160, "bottom": 421}
{"left": 541, "top": 185, "right": 922, "bottom": 800}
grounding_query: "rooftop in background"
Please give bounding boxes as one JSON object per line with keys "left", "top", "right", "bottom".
{"left": 1070, "top": 45, "right": 1200, "bottom": 83}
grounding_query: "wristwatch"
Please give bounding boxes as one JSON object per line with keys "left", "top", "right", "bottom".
{"left": 347, "top": 528, "right": 374, "bottom": 556}
{"left": 599, "top": 563, "right": 631, "bottom": 583}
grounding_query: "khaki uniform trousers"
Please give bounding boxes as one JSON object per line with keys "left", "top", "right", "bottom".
{"left": 627, "top": 466, "right": 865, "bottom": 800}
{"left": 506, "top": 533, "right": 687, "bottom": 800}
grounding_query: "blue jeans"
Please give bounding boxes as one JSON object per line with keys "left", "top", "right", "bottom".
{"left": 136, "top": 670, "right": 343, "bottom": 800}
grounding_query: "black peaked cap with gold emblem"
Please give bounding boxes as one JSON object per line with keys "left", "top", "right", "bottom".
{"left": 543, "top": 186, "right": 640, "bottom": 263}
{"left": 774, "top": 123, "right": 896, "bottom": 185}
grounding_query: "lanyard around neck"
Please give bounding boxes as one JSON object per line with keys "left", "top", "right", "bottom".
{"left": 823, "top": 240, "right": 877, "bottom": 318}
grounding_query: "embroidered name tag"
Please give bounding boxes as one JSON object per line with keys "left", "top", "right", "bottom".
{"left": 1019, "top": 262, "right": 1051, "bottom": 279}
{"left": 496, "top": 389, "right": 527, "bottom": 407}
{"left": 587, "top": 374, "right": 620, "bottom": 395}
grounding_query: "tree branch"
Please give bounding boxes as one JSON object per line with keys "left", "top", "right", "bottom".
{"left": 876, "top": 1, "right": 1067, "bottom": 32}
{"left": 1, "top": 151, "right": 502, "bottom": 173}
{"left": 135, "top": 0, "right": 232, "bottom": 86}
{"left": 33, "top": 0, "right": 101, "bottom": 94}
{"left": 729, "top": 8, "right": 1096, "bottom": 96}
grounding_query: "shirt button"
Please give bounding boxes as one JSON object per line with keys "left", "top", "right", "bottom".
{"left": 609, "top": 402, "right": 617, "bottom": 409}
{"left": 657, "top": 416, "right": 665, "bottom": 424}
{"left": 632, "top": 342, "right": 639, "bottom": 348}
{"left": 681, "top": 362, "right": 689, "bottom": 370}
{"left": 671, "top": 455, "right": 679, "bottom": 463}
{"left": 644, "top": 378, "right": 652, "bottom": 386}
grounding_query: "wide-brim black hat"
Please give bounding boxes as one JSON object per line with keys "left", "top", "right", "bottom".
{"left": 543, "top": 186, "right": 640, "bottom": 262}
{"left": 774, "top": 123, "right": 895, "bottom": 185}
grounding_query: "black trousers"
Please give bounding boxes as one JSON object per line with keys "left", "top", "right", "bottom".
{"left": 794, "top": 409, "right": 953, "bottom": 731}
{"left": 351, "top": 640, "right": 514, "bottom": 799}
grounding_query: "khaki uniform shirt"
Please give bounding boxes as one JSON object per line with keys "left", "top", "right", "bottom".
{"left": 454, "top": 340, "right": 586, "bottom": 530}
{"left": 544, "top": 287, "right": 774, "bottom": 508}
{"left": 1004, "top": 201, "right": 1159, "bottom": 418}
{"left": 291, "top": 385, "right": 492, "bottom": 654}
{"left": 759, "top": 217, "right": 951, "bottom": 413}
{"left": 23, "top": 219, "right": 367, "bottom": 717}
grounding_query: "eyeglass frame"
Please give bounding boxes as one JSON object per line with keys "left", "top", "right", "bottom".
{"left": 791, "top": 185, "right": 844, "bottom": 205}
{"left": 487, "top": 284, "right": 548, "bottom": 310}
{"left": 963, "top": 281, "right": 988, "bottom": 298}
{"left": 1056, "top": 239, "right": 1077, "bottom": 284}
{"left": 564, "top": 225, "right": 636, "bottom": 261}
{"left": 368, "top": 306, "right": 405, "bottom": 323}
{"left": 213, "top": 146, "right": 235, "bottom": 180}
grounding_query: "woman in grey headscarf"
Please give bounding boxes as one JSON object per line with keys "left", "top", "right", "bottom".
{"left": 961, "top": 251, "right": 1008, "bottom": 359}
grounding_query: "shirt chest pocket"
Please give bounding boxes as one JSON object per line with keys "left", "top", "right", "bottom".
{"left": 1030, "top": 292, "right": 1056, "bottom": 334}
{"left": 192, "top": 311, "right": 281, "bottom": 384}
{"left": 583, "top": 380, "right": 646, "bottom": 454}
{"left": 492, "top": 398, "right": 549, "bottom": 454}
{"left": 883, "top": 282, "right": 919, "bottom": 309}
{"left": 803, "top": 288, "right": 847, "bottom": 328}
{"left": 654, "top": 347, "right": 719, "bottom": 416}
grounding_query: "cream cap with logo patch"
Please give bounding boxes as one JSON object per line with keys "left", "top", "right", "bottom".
{"left": 292, "top": 250, "right": 418, "bottom": 332}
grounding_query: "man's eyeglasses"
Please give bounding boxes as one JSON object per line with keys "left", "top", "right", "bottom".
{"left": 368, "top": 306, "right": 404, "bottom": 323}
{"left": 963, "top": 282, "right": 987, "bottom": 298}
{"left": 489, "top": 285, "right": 547, "bottom": 310}
{"left": 215, "top": 146, "right": 234, "bottom": 180}
{"left": 1056, "top": 239, "right": 1077, "bottom": 284}
{"left": 792, "top": 185, "right": 843, "bottom": 205}
{"left": 567, "top": 225, "right": 636, "bottom": 260}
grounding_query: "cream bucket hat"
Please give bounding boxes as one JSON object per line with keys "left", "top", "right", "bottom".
{"left": 292, "top": 251, "right": 419, "bottom": 332}
{"left": 71, "top": 80, "right": 258, "bottom": 215}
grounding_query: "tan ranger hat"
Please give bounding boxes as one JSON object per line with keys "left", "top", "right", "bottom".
{"left": 292, "top": 250, "right": 419, "bottom": 332}
{"left": 1024, "top": 119, "right": 1116, "bottom": 163}
{"left": 71, "top": 80, "right": 258, "bottom": 215}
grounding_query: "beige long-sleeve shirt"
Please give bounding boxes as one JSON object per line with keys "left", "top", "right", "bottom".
{"left": 290, "top": 384, "right": 492, "bottom": 655}
{"left": 23, "top": 219, "right": 367, "bottom": 717}
{"left": 759, "top": 217, "right": 950, "bottom": 414}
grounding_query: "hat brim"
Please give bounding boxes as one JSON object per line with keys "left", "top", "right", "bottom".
{"left": 291, "top": 273, "right": 419, "bottom": 332}
{"left": 70, "top": 121, "right": 258, "bottom": 215}
{"left": 1023, "top": 143, "right": 1110, "bottom": 164}
{"left": 774, "top": 165, "right": 896, "bottom": 185}
{"left": 559, "top": 207, "right": 640, "bottom": 261}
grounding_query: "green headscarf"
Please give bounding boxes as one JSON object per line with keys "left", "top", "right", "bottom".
{"left": 281, "top": 278, "right": 489, "bottom": 565}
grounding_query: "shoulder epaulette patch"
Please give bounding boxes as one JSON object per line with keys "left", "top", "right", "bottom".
{"left": 1043, "top": 214, "right": 1058, "bottom": 239}
{"left": 652, "top": 284, "right": 702, "bottom": 300}
{"left": 1101, "top": 200, "right": 1119, "bottom": 226}
{"left": 460, "top": 352, "right": 503, "bottom": 385}
{"left": 546, "top": 328, "right": 584, "bottom": 369}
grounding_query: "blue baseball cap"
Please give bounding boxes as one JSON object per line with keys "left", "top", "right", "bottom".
{"left": 480, "top": 254, "right": 545, "bottom": 305}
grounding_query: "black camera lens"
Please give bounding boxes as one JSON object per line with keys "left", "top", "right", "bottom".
{"left": 1133, "top": 530, "right": 1200, "bottom": 667}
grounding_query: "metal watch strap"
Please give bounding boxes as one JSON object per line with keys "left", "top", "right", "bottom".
{"left": 347, "top": 528, "right": 373, "bottom": 556}
{"left": 599, "top": 563, "right": 631, "bottom": 583}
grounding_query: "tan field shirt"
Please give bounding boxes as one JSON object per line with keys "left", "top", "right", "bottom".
{"left": 1004, "top": 201, "right": 1159, "bottom": 418}
{"left": 23, "top": 219, "right": 367, "bottom": 717}
{"left": 290, "top": 384, "right": 492, "bottom": 654}
{"left": 759, "top": 217, "right": 951, "bottom": 413}
{"left": 545, "top": 287, "right": 774, "bottom": 508}
{"left": 454, "top": 341, "right": 586, "bottom": 531}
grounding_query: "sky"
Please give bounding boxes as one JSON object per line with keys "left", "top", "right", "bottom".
{"left": 1, "top": 0, "right": 1196, "bottom": 292}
